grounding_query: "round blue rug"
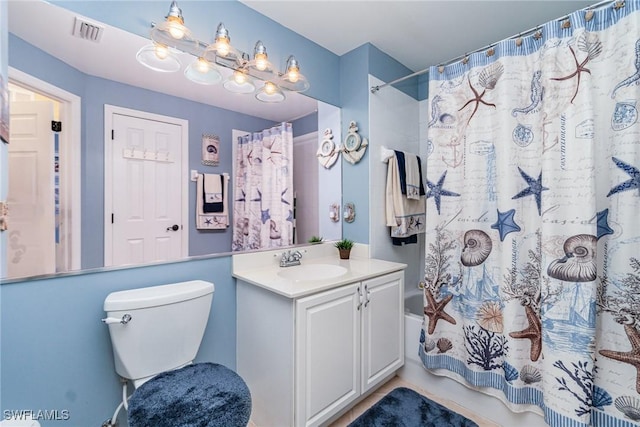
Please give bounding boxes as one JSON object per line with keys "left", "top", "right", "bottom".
{"left": 348, "top": 387, "right": 479, "bottom": 427}
{"left": 128, "top": 362, "right": 251, "bottom": 427}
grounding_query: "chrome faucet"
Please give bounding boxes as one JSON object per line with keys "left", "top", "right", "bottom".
{"left": 280, "top": 250, "right": 303, "bottom": 267}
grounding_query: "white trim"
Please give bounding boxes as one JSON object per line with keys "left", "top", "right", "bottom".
{"left": 8, "top": 67, "right": 82, "bottom": 271}
{"left": 104, "top": 105, "right": 189, "bottom": 266}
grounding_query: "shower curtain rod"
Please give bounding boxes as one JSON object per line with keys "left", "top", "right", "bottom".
{"left": 370, "top": 0, "right": 618, "bottom": 94}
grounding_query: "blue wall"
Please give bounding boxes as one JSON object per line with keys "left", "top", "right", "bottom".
{"left": 1, "top": 2, "right": 422, "bottom": 426}
{"left": 1, "top": 256, "right": 235, "bottom": 426}
{"left": 340, "top": 43, "right": 417, "bottom": 244}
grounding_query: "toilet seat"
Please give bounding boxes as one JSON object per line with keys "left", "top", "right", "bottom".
{"left": 127, "top": 363, "right": 251, "bottom": 427}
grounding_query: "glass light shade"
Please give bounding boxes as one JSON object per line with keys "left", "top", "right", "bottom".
{"left": 256, "top": 81, "right": 285, "bottom": 103}
{"left": 223, "top": 70, "right": 256, "bottom": 94}
{"left": 247, "top": 41, "right": 274, "bottom": 76}
{"left": 136, "top": 44, "right": 181, "bottom": 72}
{"left": 150, "top": 21, "right": 197, "bottom": 52}
{"left": 214, "top": 23, "right": 231, "bottom": 57}
{"left": 184, "top": 58, "right": 222, "bottom": 85}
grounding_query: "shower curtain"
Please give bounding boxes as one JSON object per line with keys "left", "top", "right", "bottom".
{"left": 421, "top": 1, "right": 640, "bottom": 425}
{"left": 232, "top": 122, "right": 294, "bottom": 251}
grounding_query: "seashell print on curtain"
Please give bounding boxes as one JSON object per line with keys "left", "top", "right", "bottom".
{"left": 421, "top": 1, "right": 640, "bottom": 426}
{"left": 232, "top": 123, "right": 294, "bottom": 251}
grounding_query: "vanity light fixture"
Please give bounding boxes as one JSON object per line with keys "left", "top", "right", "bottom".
{"left": 136, "top": 1, "right": 310, "bottom": 102}
{"left": 255, "top": 81, "right": 286, "bottom": 103}
{"left": 223, "top": 69, "right": 257, "bottom": 94}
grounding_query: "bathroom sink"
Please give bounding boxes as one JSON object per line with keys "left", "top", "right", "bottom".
{"left": 277, "top": 264, "right": 348, "bottom": 282}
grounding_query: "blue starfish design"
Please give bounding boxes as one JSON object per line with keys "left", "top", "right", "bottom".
{"left": 204, "top": 218, "right": 213, "bottom": 225}
{"left": 511, "top": 167, "right": 548, "bottom": 216}
{"left": 426, "top": 171, "right": 460, "bottom": 214}
{"left": 491, "top": 209, "right": 521, "bottom": 241}
{"left": 607, "top": 157, "right": 640, "bottom": 197}
{"left": 596, "top": 209, "right": 614, "bottom": 239}
{"left": 286, "top": 210, "right": 294, "bottom": 222}
{"left": 281, "top": 188, "right": 290, "bottom": 205}
{"left": 261, "top": 209, "right": 271, "bottom": 224}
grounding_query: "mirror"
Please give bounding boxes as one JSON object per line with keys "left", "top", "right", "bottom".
{"left": 3, "top": 0, "right": 342, "bottom": 281}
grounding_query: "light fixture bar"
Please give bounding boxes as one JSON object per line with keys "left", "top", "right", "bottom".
{"left": 141, "top": 1, "right": 309, "bottom": 101}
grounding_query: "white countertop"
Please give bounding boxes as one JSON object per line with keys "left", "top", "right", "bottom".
{"left": 232, "top": 243, "right": 407, "bottom": 299}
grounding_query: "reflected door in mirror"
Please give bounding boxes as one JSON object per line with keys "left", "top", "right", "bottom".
{"left": 7, "top": 101, "right": 56, "bottom": 278}
{"left": 107, "top": 113, "right": 184, "bottom": 266}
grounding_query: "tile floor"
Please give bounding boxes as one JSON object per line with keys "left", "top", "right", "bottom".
{"left": 248, "top": 375, "right": 500, "bottom": 427}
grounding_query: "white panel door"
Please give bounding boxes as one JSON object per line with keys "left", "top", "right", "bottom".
{"left": 292, "top": 132, "right": 319, "bottom": 244}
{"left": 109, "top": 113, "right": 183, "bottom": 267}
{"left": 7, "top": 101, "right": 55, "bottom": 278}
{"left": 361, "top": 271, "right": 404, "bottom": 393}
{"left": 295, "top": 283, "right": 360, "bottom": 427}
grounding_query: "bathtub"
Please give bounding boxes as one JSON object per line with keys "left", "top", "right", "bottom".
{"left": 401, "top": 291, "right": 546, "bottom": 426}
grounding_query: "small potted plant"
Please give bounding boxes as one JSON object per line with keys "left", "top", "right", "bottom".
{"left": 334, "top": 238, "right": 354, "bottom": 259}
{"left": 308, "top": 235, "right": 324, "bottom": 244}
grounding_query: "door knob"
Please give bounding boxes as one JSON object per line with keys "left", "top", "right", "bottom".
{"left": 167, "top": 224, "right": 180, "bottom": 231}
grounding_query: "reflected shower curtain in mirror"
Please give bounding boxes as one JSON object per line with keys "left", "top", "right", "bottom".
{"left": 232, "top": 122, "right": 294, "bottom": 251}
{"left": 421, "top": 2, "right": 640, "bottom": 426}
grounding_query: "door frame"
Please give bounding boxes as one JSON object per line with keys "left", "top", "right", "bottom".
{"left": 8, "top": 67, "right": 82, "bottom": 272}
{"left": 103, "top": 105, "right": 189, "bottom": 266}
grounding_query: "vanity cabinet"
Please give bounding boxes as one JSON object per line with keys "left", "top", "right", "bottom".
{"left": 236, "top": 270, "right": 404, "bottom": 427}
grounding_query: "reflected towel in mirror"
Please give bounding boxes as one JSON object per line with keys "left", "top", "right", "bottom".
{"left": 197, "top": 173, "right": 229, "bottom": 229}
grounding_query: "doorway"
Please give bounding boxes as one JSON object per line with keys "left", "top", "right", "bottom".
{"left": 104, "top": 105, "right": 188, "bottom": 267}
{"left": 6, "top": 68, "right": 81, "bottom": 278}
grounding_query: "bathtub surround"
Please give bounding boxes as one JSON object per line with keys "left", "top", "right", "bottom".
{"left": 421, "top": 2, "right": 640, "bottom": 426}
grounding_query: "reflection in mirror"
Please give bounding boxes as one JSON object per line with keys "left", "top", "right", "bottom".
{"left": 4, "top": 0, "right": 341, "bottom": 282}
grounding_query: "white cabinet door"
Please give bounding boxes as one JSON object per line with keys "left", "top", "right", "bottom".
{"left": 361, "top": 271, "right": 404, "bottom": 393}
{"left": 295, "top": 283, "right": 361, "bottom": 427}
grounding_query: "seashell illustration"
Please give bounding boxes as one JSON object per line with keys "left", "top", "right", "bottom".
{"left": 512, "top": 124, "right": 534, "bottom": 147}
{"left": 612, "top": 101, "right": 638, "bottom": 131}
{"left": 478, "top": 62, "right": 504, "bottom": 90}
{"left": 542, "top": 235, "right": 567, "bottom": 258}
{"left": 502, "top": 362, "right": 519, "bottom": 382}
{"left": 592, "top": 386, "right": 612, "bottom": 409}
{"left": 520, "top": 365, "right": 542, "bottom": 384}
{"left": 614, "top": 396, "right": 640, "bottom": 421}
{"left": 439, "top": 113, "right": 456, "bottom": 125}
{"left": 577, "top": 32, "right": 603, "bottom": 59}
{"left": 547, "top": 234, "right": 597, "bottom": 282}
{"left": 437, "top": 338, "right": 453, "bottom": 353}
{"left": 461, "top": 230, "right": 493, "bottom": 267}
{"left": 424, "top": 338, "right": 436, "bottom": 353}
{"left": 476, "top": 301, "right": 503, "bottom": 333}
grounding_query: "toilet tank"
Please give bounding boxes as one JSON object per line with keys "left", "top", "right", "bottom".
{"left": 103, "top": 280, "right": 214, "bottom": 383}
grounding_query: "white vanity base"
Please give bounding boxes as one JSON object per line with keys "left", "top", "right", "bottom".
{"left": 234, "top": 244, "right": 406, "bottom": 427}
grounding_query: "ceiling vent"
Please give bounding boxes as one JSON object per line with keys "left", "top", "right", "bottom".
{"left": 72, "top": 17, "right": 104, "bottom": 43}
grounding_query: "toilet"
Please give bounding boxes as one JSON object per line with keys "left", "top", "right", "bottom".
{"left": 102, "top": 280, "right": 251, "bottom": 427}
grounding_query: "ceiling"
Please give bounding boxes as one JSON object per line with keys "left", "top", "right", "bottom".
{"left": 240, "top": 0, "right": 598, "bottom": 73}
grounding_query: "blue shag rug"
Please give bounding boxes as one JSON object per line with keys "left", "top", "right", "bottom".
{"left": 128, "top": 362, "right": 251, "bottom": 427}
{"left": 348, "top": 387, "right": 479, "bottom": 427}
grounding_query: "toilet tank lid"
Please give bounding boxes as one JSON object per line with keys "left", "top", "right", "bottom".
{"left": 104, "top": 280, "right": 214, "bottom": 311}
